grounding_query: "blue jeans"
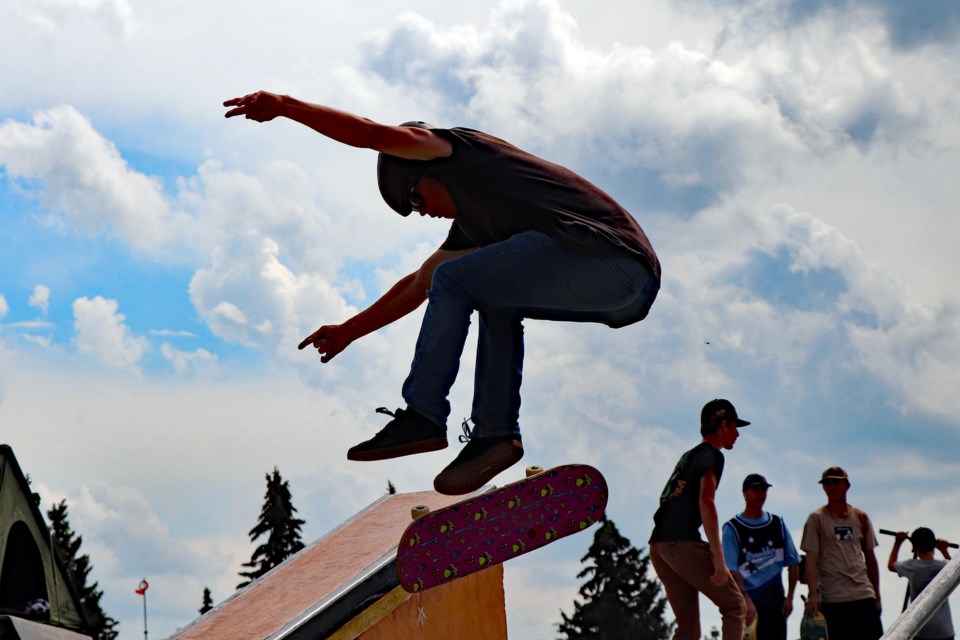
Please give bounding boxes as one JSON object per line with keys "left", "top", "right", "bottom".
{"left": 401, "top": 230, "right": 659, "bottom": 437}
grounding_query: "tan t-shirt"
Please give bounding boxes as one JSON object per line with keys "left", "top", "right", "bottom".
{"left": 800, "top": 505, "right": 878, "bottom": 603}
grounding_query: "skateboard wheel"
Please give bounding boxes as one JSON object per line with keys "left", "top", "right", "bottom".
{"left": 525, "top": 465, "right": 544, "bottom": 477}
{"left": 411, "top": 505, "right": 430, "bottom": 519}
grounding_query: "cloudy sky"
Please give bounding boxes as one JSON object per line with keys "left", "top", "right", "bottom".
{"left": 2, "top": 0, "right": 959, "bottom": 637}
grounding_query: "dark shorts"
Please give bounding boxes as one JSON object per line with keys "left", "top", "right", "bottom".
{"left": 750, "top": 580, "right": 787, "bottom": 640}
{"left": 820, "top": 598, "right": 883, "bottom": 640}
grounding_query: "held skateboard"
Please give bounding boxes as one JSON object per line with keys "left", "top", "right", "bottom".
{"left": 742, "top": 614, "right": 757, "bottom": 640}
{"left": 799, "top": 610, "right": 829, "bottom": 640}
{"left": 396, "top": 464, "right": 608, "bottom": 593}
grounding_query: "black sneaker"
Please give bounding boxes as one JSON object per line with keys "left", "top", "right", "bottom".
{"left": 347, "top": 407, "right": 447, "bottom": 461}
{"left": 433, "top": 426, "right": 523, "bottom": 495}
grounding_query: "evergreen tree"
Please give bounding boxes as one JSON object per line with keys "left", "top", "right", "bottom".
{"left": 47, "top": 500, "right": 120, "bottom": 640}
{"left": 199, "top": 587, "right": 213, "bottom": 615}
{"left": 557, "top": 516, "right": 672, "bottom": 640}
{"left": 237, "top": 467, "right": 306, "bottom": 588}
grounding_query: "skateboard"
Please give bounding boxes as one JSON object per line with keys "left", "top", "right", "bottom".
{"left": 396, "top": 464, "right": 608, "bottom": 593}
{"left": 742, "top": 614, "right": 757, "bottom": 640}
{"left": 799, "top": 611, "right": 829, "bottom": 640}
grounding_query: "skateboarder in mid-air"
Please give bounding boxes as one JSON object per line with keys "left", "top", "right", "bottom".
{"left": 224, "top": 91, "right": 661, "bottom": 495}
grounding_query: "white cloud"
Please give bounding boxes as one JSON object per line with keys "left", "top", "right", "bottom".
{"left": 357, "top": 0, "right": 924, "bottom": 216}
{"left": 188, "top": 235, "right": 357, "bottom": 360}
{"left": 72, "top": 296, "right": 148, "bottom": 373}
{"left": 848, "top": 304, "right": 960, "bottom": 421}
{"left": 149, "top": 329, "right": 195, "bottom": 338}
{"left": 159, "top": 343, "right": 218, "bottom": 375}
{"left": 0, "top": 106, "right": 186, "bottom": 251}
{"left": 2, "top": 0, "right": 960, "bottom": 637}
{"left": 28, "top": 284, "right": 50, "bottom": 315}
{"left": 10, "top": 0, "right": 136, "bottom": 37}
{"left": 22, "top": 334, "right": 52, "bottom": 348}
{"left": 0, "top": 294, "right": 8, "bottom": 319}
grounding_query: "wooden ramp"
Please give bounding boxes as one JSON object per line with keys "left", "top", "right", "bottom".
{"left": 168, "top": 490, "right": 507, "bottom": 640}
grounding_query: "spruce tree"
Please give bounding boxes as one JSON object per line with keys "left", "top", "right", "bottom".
{"left": 557, "top": 516, "right": 671, "bottom": 640}
{"left": 237, "top": 467, "right": 306, "bottom": 588}
{"left": 47, "top": 500, "right": 119, "bottom": 640}
{"left": 199, "top": 587, "right": 213, "bottom": 615}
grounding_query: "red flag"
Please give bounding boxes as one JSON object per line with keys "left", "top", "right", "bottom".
{"left": 136, "top": 579, "right": 149, "bottom": 595}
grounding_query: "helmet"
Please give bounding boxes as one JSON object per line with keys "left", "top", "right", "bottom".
{"left": 377, "top": 121, "right": 435, "bottom": 216}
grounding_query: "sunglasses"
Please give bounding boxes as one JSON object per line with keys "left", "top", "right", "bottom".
{"left": 407, "top": 181, "right": 425, "bottom": 211}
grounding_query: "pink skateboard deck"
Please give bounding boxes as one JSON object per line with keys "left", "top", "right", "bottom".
{"left": 397, "top": 464, "right": 608, "bottom": 593}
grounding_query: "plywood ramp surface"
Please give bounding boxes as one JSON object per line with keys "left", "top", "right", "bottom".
{"left": 172, "top": 490, "right": 466, "bottom": 640}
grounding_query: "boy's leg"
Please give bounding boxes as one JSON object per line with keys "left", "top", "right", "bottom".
{"left": 820, "top": 599, "right": 882, "bottom": 640}
{"left": 426, "top": 230, "right": 657, "bottom": 436}
{"left": 650, "top": 542, "right": 704, "bottom": 640}
{"left": 752, "top": 581, "right": 787, "bottom": 640}
{"left": 654, "top": 541, "right": 745, "bottom": 640}
{"left": 469, "top": 307, "right": 523, "bottom": 437}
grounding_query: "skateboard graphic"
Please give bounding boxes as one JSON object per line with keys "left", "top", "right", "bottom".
{"left": 799, "top": 611, "right": 829, "bottom": 640}
{"left": 396, "top": 464, "right": 608, "bottom": 593}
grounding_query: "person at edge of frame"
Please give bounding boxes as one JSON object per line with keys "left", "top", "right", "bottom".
{"left": 888, "top": 527, "right": 954, "bottom": 640}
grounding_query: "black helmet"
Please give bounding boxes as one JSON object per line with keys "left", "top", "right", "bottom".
{"left": 377, "top": 121, "right": 435, "bottom": 216}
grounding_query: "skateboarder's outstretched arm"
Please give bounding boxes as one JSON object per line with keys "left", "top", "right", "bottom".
{"left": 223, "top": 91, "right": 452, "bottom": 160}
{"left": 299, "top": 247, "right": 474, "bottom": 362}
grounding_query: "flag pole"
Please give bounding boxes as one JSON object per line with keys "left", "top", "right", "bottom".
{"left": 136, "top": 579, "right": 149, "bottom": 640}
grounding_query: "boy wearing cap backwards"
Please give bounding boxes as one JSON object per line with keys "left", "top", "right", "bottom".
{"left": 649, "top": 399, "right": 749, "bottom": 640}
{"left": 801, "top": 466, "right": 883, "bottom": 640}
{"left": 721, "top": 474, "right": 801, "bottom": 640}
{"left": 888, "top": 527, "right": 954, "bottom": 640}
{"left": 222, "top": 91, "right": 660, "bottom": 495}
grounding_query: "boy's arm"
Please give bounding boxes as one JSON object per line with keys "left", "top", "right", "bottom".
{"left": 298, "top": 247, "right": 473, "bottom": 361}
{"left": 888, "top": 531, "right": 907, "bottom": 572}
{"left": 804, "top": 550, "right": 821, "bottom": 614}
{"left": 699, "top": 469, "right": 729, "bottom": 586}
{"left": 936, "top": 538, "right": 952, "bottom": 561}
{"left": 785, "top": 563, "right": 799, "bottom": 618}
{"left": 223, "top": 92, "right": 452, "bottom": 160}
{"left": 864, "top": 546, "right": 882, "bottom": 611}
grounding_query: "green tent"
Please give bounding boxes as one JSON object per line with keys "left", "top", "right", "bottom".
{"left": 0, "top": 444, "right": 91, "bottom": 635}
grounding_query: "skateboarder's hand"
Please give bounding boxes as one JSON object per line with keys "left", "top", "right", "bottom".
{"left": 804, "top": 592, "right": 819, "bottom": 616}
{"left": 299, "top": 324, "right": 351, "bottom": 362}
{"left": 709, "top": 554, "right": 729, "bottom": 587}
{"left": 223, "top": 91, "right": 283, "bottom": 122}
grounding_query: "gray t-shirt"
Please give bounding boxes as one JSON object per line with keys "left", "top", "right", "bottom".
{"left": 427, "top": 127, "right": 661, "bottom": 282}
{"left": 895, "top": 557, "right": 954, "bottom": 638}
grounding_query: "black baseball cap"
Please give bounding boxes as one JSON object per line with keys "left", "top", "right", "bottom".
{"left": 819, "top": 466, "right": 849, "bottom": 484}
{"left": 376, "top": 121, "right": 435, "bottom": 216}
{"left": 742, "top": 473, "right": 772, "bottom": 491}
{"left": 701, "top": 398, "right": 751, "bottom": 427}
{"left": 910, "top": 527, "right": 936, "bottom": 551}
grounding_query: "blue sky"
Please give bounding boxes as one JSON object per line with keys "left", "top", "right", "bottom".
{"left": 2, "top": 0, "right": 960, "bottom": 637}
